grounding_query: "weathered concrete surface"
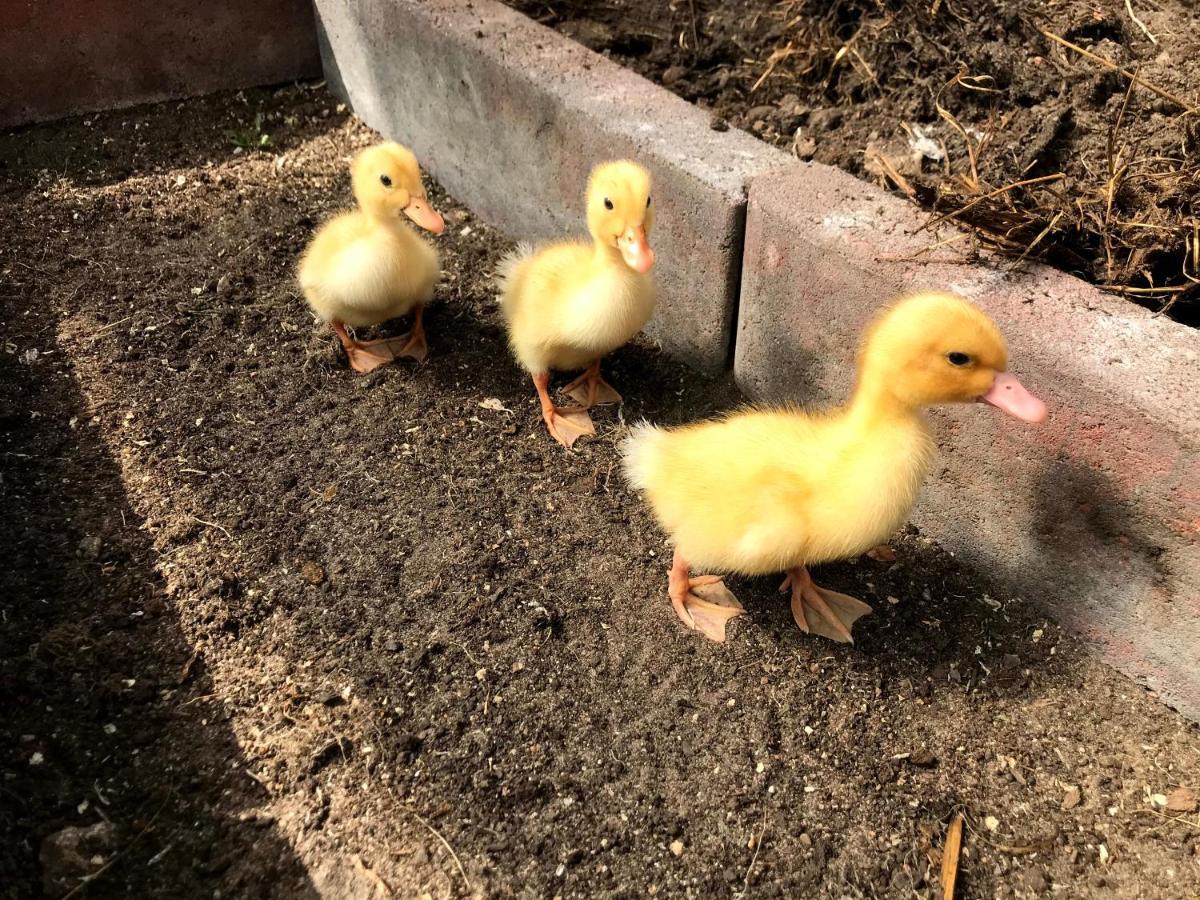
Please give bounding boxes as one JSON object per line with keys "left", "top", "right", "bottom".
{"left": 313, "top": 0, "right": 789, "bottom": 370}
{"left": 0, "top": 0, "right": 321, "bottom": 128}
{"left": 738, "top": 162, "right": 1200, "bottom": 719}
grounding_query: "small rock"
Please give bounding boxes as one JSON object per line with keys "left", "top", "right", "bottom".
{"left": 1166, "top": 786, "right": 1197, "bottom": 813}
{"left": 1016, "top": 865, "right": 1047, "bottom": 894}
{"left": 908, "top": 749, "right": 937, "bottom": 768}
{"left": 808, "top": 107, "right": 843, "bottom": 131}
{"left": 662, "top": 65, "right": 689, "bottom": 86}
{"left": 301, "top": 561, "right": 326, "bottom": 585}
{"left": 710, "top": 116, "right": 729, "bottom": 132}
{"left": 745, "top": 105, "right": 775, "bottom": 124}
{"left": 1062, "top": 785, "right": 1082, "bottom": 810}
{"left": 793, "top": 136, "right": 817, "bottom": 160}
{"left": 78, "top": 535, "right": 103, "bottom": 560}
{"left": 40, "top": 822, "right": 117, "bottom": 895}
{"left": 669, "top": 840, "right": 684, "bottom": 857}
{"left": 984, "top": 815, "right": 1000, "bottom": 832}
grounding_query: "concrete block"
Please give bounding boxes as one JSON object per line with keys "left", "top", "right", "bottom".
{"left": 0, "top": 0, "right": 321, "bottom": 128}
{"left": 737, "top": 162, "right": 1200, "bottom": 718}
{"left": 313, "top": 0, "right": 790, "bottom": 371}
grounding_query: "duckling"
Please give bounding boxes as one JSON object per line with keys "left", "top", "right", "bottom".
{"left": 622, "top": 292, "right": 1046, "bottom": 643}
{"left": 497, "top": 160, "right": 656, "bottom": 447}
{"left": 299, "top": 142, "right": 445, "bottom": 372}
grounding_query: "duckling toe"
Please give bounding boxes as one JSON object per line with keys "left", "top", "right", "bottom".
{"left": 382, "top": 329, "right": 428, "bottom": 364}
{"left": 544, "top": 406, "right": 595, "bottom": 448}
{"left": 784, "top": 568, "right": 872, "bottom": 644}
{"left": 685, "top": 581, "right": 746, "bottom": 642}
{"left": 345, "top": 343, "right": 397, "bottom": 373}
{"left": 564, "top": 376, "right": 622, "bottom": 408}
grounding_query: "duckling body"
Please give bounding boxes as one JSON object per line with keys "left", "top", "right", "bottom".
{"left": 623, "top": 292, "right": 1046, "bottom": 643}
{"left": 502, "top": 241, "right": 655, "bottom": 373}
{"left": 300, "top": 211, "right": 438, "bottom": 328}
{"left": 625, "top": 406, "right": 933, "bottom": 576}
{"left": 498, "top": 160, "right": 656, "bottom": 447}
{"left": 298, "top": 142, "right": 444, "bottom": 372}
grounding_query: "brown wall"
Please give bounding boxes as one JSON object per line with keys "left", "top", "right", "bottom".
{"left": 0, "top": 0, "right": 320, "bottom": 128}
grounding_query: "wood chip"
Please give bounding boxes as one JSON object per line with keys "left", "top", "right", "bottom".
{"left": 941, "top": 814, "right": 963, "bottom": 900}
{"left": 1061, "top": 785, "right": 1081, "bottom": 810}
{"left": 1166, "top": 786, "right": 1198, "bottom": 813}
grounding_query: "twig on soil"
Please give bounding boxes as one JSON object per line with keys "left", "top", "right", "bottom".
{"left": 740, "top": 807, "right": 769, "bottom": 895}
{"left": 351, "top": 854, "right": 393, "bottom": 897}
{"left": 1133, "top": 808, "right": 1200, "bottom": 833}
{"left": 406, "top": 806, "right": 471, "bottom": 893}
{"left": 920, "top": 173, "right": 1064, "bottom": 232}
{"left": 1039, "top": 30, "right": 1196, "bottom": 113}
{"left": 188, "top": 515, "right": 232, "bottom": 540}
{"left": 1124, "top": 0, "right": 1157, "bottom": 45}
{"left": 60, "top": 800, "right": 168, "bottom": 899}
{"left": 940, "top": 813, "right": 964, "bottom": 900}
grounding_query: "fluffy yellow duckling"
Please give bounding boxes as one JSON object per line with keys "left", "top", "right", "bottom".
{"left": 299, "top": 142, "right": 445, "bottom": 372}
{"left": 497, "top": 160, "right": 656, "bottom": 447}
{"left": 622, "top": 292, "right": 1047, "bottom": 643}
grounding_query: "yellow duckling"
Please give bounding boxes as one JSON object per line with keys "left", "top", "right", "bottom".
{"left": 299, "top": 142, "right": 445, "bottom": 372}
{"left": 622, "top": 292, "right": 1046, "bottom": 643}
{"left": 497, "top": 160, "right": 656, "bottom": 447}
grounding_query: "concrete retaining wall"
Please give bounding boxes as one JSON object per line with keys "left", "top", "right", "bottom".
{"left": 313, "top": 0, "right": 789, "bottom": 371}
{"left": 0, "top": 0, "right": 321, "bottom": 128}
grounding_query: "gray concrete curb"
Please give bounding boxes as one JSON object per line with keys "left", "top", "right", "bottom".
{"left": 313, "top": 0, "right": 789, "bottom": 371}
{"left": 313, "top": 0, "right": 1200, "bottom": 718}
{"left": 0, "top": 0, "right": 321, "bottom": 129}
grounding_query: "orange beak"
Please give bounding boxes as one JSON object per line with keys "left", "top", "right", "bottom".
{"left": 403, "top": 197, "right": 445, "bottom": 234}
{"left": 618, "top": 226, "right": 654, "bottom": 273}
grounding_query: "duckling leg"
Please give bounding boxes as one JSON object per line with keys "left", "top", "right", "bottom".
{"left": 563, "top": 359, "right": 622, "bottom": 408}
{"left": 533, "top": 372, "right": 594, "bottom": 448}
{"left": 382, "top": 304, "right": 429, "bottom": 363}
{"left": 668, "top": 549, "right": 745, "bottom": 642}
{"left": 780, "top": 566, "right": 873, "bottom": 644}
{"left": 331, "top": 319, "right": 396, "bottom": 373}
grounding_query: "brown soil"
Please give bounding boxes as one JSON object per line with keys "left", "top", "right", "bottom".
{"left": 2, "top": 84, "right": 1199, "bottom": 899}
{"left": 508, "top": 0, "right": 1200, "bottom": 325}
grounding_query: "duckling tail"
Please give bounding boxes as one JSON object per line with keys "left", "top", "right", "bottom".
{"left": 493, "top": 241, "right": 535, "bottom": 304}
{"left": 620, "top": 420, "right": 666, "bottom": 490}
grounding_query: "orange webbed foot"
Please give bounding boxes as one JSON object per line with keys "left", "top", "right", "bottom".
{"left": 544, "top": 405, "right": 595, "bottom": 448}
{"left": 780, "top": 568, "right": 872, "bottom": 644}
{"left": 668, "top": 557, "right": 745, "bottom": 643}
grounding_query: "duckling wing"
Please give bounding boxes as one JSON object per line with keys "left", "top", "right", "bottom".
{"left": 623, "top": 412, "right": 820, "bottom": 574}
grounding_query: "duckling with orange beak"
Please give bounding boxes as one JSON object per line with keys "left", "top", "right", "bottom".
{"left": 299, "top": 142, "right": 445, "bottom": 372}
{"left": 622, "top": 292, "right": 1046, "bottom": 643}
{"left": 497, "top": 161, "right": 656, "bottom": 447}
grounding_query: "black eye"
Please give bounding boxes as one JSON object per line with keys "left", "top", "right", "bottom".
{"left": 646, "top": 196, "right": 652, "bottom": 208}
{"left": 380, "top": 174, "right": 392, "bottom": 187}
{"left": 947, "top": 352, "right": 971, "bottom": 367}
{"left": 603, "top": 197, "right": 613, "bottom": 210}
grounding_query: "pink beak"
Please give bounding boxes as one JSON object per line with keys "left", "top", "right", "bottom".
{"left": 619, "top": 226, "right": 655, "bottom": 273}
{"left": 979, "top": 371, "right": 1047, "bottom": 423}
{"left": 403, "top": 197, "right": 445, "bottom": 234}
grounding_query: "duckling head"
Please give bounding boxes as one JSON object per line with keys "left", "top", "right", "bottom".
{"left": 857, "top": 292, "right": 1046, "bottom": 422}
{"left": 351, "top": 142, "right": 445, "bottom": 234}
{"left": 586, "top": 160, "right": 655, "bottom": 273}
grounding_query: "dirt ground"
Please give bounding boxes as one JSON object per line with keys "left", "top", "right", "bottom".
{"left": 509, "top": 0, "right": 1200, "bottom": 324}
{"left": 2, "top": 84, "right": 1199, "bottom": 899}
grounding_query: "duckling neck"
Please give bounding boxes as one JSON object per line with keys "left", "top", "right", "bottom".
{"left": 591, "top": 238, "right": 626, "bottom": 270}
{"left": 844, "top": 378, "right": 924, "bottom": 429}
